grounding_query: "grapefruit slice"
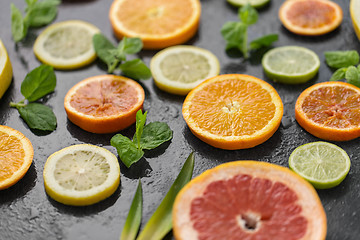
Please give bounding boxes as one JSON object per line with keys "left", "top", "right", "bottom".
{"left": 173, "top": 161, "right": 327, "bottom": 240}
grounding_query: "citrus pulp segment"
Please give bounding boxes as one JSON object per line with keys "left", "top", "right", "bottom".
{"left": 279, "top": 0, "right": 343, "bottom": 36}
{"left": 150, "top": 45, "right": 220, "bottom": 95}
{"left": 350, "top": 0, "right": 360, "bottom": 40}
{"left": 64, "top": 75, "right": 145, "bottom": 134}
{"left": 0, "top": 125, "right": 33, "bottom": 190}
{"left": 182, "top": 74, "right": 283, "bottom": 150}
{"left": 109, "top": 0, "right": 201, "bottom": 49}
{"left": 262, "top": 46, "right": 320, "bottom": 84}
{"left": 33, "top": 20, "right": 100, "bottom": 70}
{"left": 289, "top": 141, "right": 350, "bottom": 189}
{"left": 227, "top": 0, "right": 270, "bottom": 8}
{"left": 295, "top": 81, "right": 360, "bottom": 141}
{"left": 173, "top": 161, "right": 327, "bottom": 240}
{"left": 43, "top": 144, "right": 120, "bottom": 206}
{"left": 0, "top": 40, "right": 13, "bottom": 99}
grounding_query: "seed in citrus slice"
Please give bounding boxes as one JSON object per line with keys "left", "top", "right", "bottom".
{"left": 262, "top": 46, "right": 320, "bottom": 84}
{"left": 182, "top": 74, "right": 283, "bottom": 150}
{"left": 33, "top": 20, "right": 100, "bottom": 70}
{"left": 289, "top": 141, "right": 350, "bottom": 189}
{"left": 173, "top": 161, "right": 327, "bottom": 240}
{"left": 150, "top": 45, "right": 220, "bottom": 95}
{"left": 0, "top": 125, "right": 33, "bottom": 190}
{"left": 295, "top": 81, "right": 360, "bottom": 141}
{"left": 279, "top": 0, "right": 343, "bottom": 36}
{"left": 109, "top": 0, "right": 201, "bottom": 49}
{"left": 350, "top": 0, "right": 360, "bottom": 40}
{"left": 0, "top": 40, "right": 13, "bottom": 99}
{"left": 227, "top": 0, "right": 270, "bottom": 8}
{"left": 43, "top": 144, "right": 120, "bottom": 206}
{"left": 64, "top": 75, "right": 145, "bottom": 134}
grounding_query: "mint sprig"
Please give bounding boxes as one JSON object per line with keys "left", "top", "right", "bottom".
{"left": 221, "top": 4, "right": 278, "bottom": 59}
{"left": 11, "top": 0, "right": 60, "bottom": 42}
{"left": 111, "top": 110, "right": 173, "bottom": 168}
{"left": 92, "top": 34, "right": 152, "bottom": 80}
{"left": 10, "top": 65, "right": 57, "bottom": 132}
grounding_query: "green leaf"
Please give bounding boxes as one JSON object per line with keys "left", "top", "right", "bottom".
{"left": 324, "top": 50, "right": 360, "bottom": 68}
{"left": 111, "top": 134, "right": 144, "bottom": 168}
{"left": 136, "top": 122, "right": 173, "bottom": 150}
{"left": 249, "top": 34, "right": 278, "bottom": 50}
{"left": 118, "top": 37, "right": 143, "bottom": 55}
{"left": 25, "top": 0, "right": 60, "bottom": 27}
{"left": 346, "top": 66, "right": 360, "bottom": 87}
{"left": 21, "top": 65, "right": 56, "bottom": 102}
{"left": 18, "top": 103, "right": 57, "bottom": 131}
{"left": 137, "top": 152, "right": 195, "bottom": 240}
{"left": 221, "top": 21, "right": 247, "bottom": 51}
{"left": 11, "top": 3, "right": 28, "bottom": 42}
{"left": 120, "top": 59, "right": 152, "bottom": 80}
{"left": 239, "top": 4, "right": 258, "bottom": 25}
{"left": 330, "top": 67, "right": 347, "bottom": 81}
{"left": 121, "top": 179, "right": 142, "bottom": 240}
{"left": 93, "top": 34, "right": 118, "bottom": 72}
{"left": 134, "top": 110, "right": 147, "bottom": 149}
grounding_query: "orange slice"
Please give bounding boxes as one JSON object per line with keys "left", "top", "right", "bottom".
{"left": 64, "top": 75, "right": 145, "bottom": 134}
{"left": 279, "top": 0, "right": 343, "bottom": 36}
{"left": 295, "top": 81, "right": 360, "bottom": 141}
{"left": 109, "top": 0, "right": 201, "bottom": 49}
{"left": 0, "top": 125, "right": 33, "bottom": 190}
{"left": 182, "top": 74, "right": 283, "bottom": 150}
{"left": 173, "top": 161, "right": 327, "bottom": 240}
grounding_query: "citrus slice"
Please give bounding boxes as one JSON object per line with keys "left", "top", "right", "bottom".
{"left": 295, "top": 81, "right": 360, "bottom": 141}
{"left": 150, "top": 45, "right": 220, "bottom": 95}
{"left": 43, "top": 144, "right": 120, "bottom": 206}
{"left": 173, "top": 161, "right": 327, "bottom": 240}
{"left": 350, "top": 0, "right": 360, "bottom": 40}
{"left": 289, "top": 141, "right": 350, "bottom": 189}
{"left": 0, "top": 125, "right": 33, "bottom": 190}
{"left": 64, "top": 75, "right": 145, "bottom": 134}
{"left": 0, "top": 40, "right": 13, "bottom": 99}
{"left": 182, "top": 74, "right": 283, "bottom": 150}
{"left": 33, "top": 20, "right": 100, "bottom": 70}
{"left": 227, "top": 0, "right": 270, "bottom": 8}
{"left": 279, "top": 0, "right": 343, "bottom": 36}
{"left": 262, "top": 46, "right": 320, "bottom": 84}
{"left": 109, "top": 0, "right": 201, "bottom": 49}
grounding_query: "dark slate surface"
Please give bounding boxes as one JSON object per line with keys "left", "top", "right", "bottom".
{"left": 0, "top": 0, "right": 360, "bottom": 239}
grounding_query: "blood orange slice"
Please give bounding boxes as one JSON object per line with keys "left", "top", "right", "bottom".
{"left": 173, "top": 161, "right": 327, "bottom": 240}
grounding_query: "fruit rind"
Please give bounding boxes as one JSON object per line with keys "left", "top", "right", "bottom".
{"left": 227, "top": 0, "right": 270, "bottom": 8}
{"left": 350, "top": 0, "right": 360, "bottom": 40}
{"left": 0, "top": 40, "right": 13, "bottom": 99}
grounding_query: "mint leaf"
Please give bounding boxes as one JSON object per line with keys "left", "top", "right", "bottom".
{"left": 120, "top": 59, "right": 152, "bottom": 80}
{"left": 118, "top": 37, "right": 143, "bottom": 55}
{"left": 325, "top": 50, "right": 360, "bottom": 68}
{"left": 93, "top": 33, "right": 118, "bottom": 71}
{"left": 137, "top": 122, "right": 173, "bottom": 150}
{"left": 18, "top": 103, "right": 57, "bottom": 131}
{"left": 134, "top": 110, "right": 147, "bottom": 149}
{"left": 330, "top": 67, "right": 347, "bottom": 81}
{"left": 11, "top": 3, "right": 28, "bottom": 42}
{"left": 346, "top": 66, "right": 360, "bottom": 87}
{"left": 221, "top": 21, "right": 247, "bottom": 51}
{"left": 21, "top": 65, "right": 56, "bottom": 102}
{"left": 111, "top": 134, "right": 144, "bottom": 168}
{"left": 250, "top": 34, "right": 278, "bottom": 50}
{"left": 239, "top": 4, "right": 258, "bottom": 25}
{"left": 25, "top": 0, "right": 60, "bottom": 27}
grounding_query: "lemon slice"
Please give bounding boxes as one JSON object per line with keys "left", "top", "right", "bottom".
{"left": 33, "top": 20, "right": 100, "bottom": 70}
{"left": 0, "top": 40, "right": 13, "bottom": 99}
{"left": 350, "top": 0, "right": 360, "bottom": 40}
{"left": 43, "top": 144, "right": 120, "bottom": 206}
{"left": 150, "top": 45, "right": 220, "bottom": 95}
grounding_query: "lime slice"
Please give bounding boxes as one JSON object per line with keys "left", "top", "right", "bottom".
{"left": 227, "top": 0, "right": 270, "bottom": 8}
{"left": 0, "top": 39, "right": 13, "bottom": 99}
{"left": 150, "top": 45, "right": 220, "bottom": 95}
{"left": 33, "top": 20, "right": 100, "bottom": 70}
{"left": 289, "top": 141, "right": 351, "bottom": 189}
{"left": 262, "top": 46, "right": 320, "bottom": 84}
{"left": 350, "top": 0, "right": 360, "bottom": 40}
{"left": 43, "top": 144, "right": 120, "bottom": 206}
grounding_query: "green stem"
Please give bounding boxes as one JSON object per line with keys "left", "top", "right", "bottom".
{"left": 243, "top": 27, "right": 249, "bottom": 59}
{"left": 9, "top": 99, "right": 26, "bottom": 108}
{"left": 108, "top": 59, "right": 120, "bottom": 73}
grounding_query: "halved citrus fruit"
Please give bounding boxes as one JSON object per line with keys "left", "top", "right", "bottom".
{"left": 33, "top": 20, "right": 100, "bottom": 70}
{"left": 150, "top": 45, "right": 220, "bottom": 95}
{"left": 64, "top": 75, "right": 145, "bottom": 134}
{"left": 173, "top": 161, "right": 327, "bottom": 240}
{"left": 295, "top": 81, "right": 360, "bottom": 141}
{"left": 43, "top": 144, "right": 120, "bottom": 206}
{"left": 182, "top": 74, "right": 283, "bottom": 150}
{"left": 350, "top": 0, "right": 360, "bottom": 40}
{"left": 227, "top": 0, "right": 270, "bottom": 8}
{"left": 0, "top": 125, "right": 33, "bottom": 190}
{"left": 279, "top": 0, "right": 343, "bottom": 36}
{"left": 109, "top": 0, "right": 201, "bottom": 49}
{"left": 0, "top": 39, "right": 13, "bottom": 99}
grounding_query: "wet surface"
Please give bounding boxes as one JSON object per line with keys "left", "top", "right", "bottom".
{"left": 0, "top": 0, "right": 360, "bottom": 239}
